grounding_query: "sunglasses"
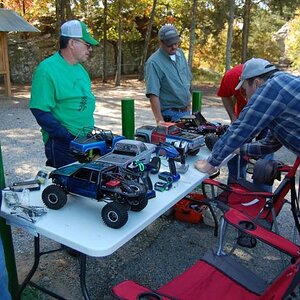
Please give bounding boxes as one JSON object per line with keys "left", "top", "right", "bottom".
{"left": 74, "top": 39, "right": 92, "bottom": 49}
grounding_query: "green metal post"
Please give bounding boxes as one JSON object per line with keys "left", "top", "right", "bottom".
{"left": 192, "top": 90, "right": 203, "bottom": 113}
{"left": 121, "top": 98, "right": 135, "bottom": 139}
{"left": 0, "top": 142, "right": 19, "bottom": 299}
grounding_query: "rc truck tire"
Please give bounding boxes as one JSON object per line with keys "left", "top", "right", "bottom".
{"left": 205, "top": 133, "right": 219, "bottom": 151}
{"left": 102, "top": 202, "right": 128, "bottom": 229}
{"left": 130, "top": 196, "right": 148, "bottom": 212}
{"left": 42, "top": 185, "right": 67, "bottom": 210}
{"left": 121, "top": 180, "right": 146, "bottom": 196}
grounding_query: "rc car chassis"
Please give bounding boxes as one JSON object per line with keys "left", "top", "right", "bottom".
{"left": 178, "top": 112, "right": 229, "bottom": 151}
{"left": 42, "top": 161, "right": 148, "bottom": 229}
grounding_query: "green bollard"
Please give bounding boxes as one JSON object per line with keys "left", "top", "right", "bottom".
{"left": 121, "top": 98, "right": 135, "bottom": 140}
{"left": 192, "top": 90, "right": 203, "bottom": 113}
{"left": 0, "top": 142, "right": 19, "bottom": 299}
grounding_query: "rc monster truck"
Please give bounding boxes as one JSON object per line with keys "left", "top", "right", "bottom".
{"left": 42, "top": 161, "right": 148, "bottom": 229}
{"left": 135, "top": 122, "right": 205, "bottom": 156}
{"left": 177, "top": 112, "right": 229, "bottom": 151}
{"left": 70, "top": 126, "right": 125, "bottom": 162}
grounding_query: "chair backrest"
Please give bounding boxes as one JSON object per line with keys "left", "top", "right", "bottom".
{"left": 202, "top": 157, "right": 300, "bottom": 226}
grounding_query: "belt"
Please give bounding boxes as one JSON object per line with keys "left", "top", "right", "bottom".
{"left": 164, "top": 106, "right": 189, "bottom": 113}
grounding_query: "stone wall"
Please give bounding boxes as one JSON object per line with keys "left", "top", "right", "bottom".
{"left": 7, "top": 33, "right": 144, "bottom": 83}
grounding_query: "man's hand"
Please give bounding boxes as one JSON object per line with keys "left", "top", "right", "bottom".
{"left": 194, "top": 159, "right": 217, "bottom": 175}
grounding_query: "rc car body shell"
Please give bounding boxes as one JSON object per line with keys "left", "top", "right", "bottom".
{"left": 135, "top": 122, "right": 204, "bottom": 156}
{"left": 42, "top": 161, "right": 148, "bottom": 228}
{"left": 97, "top": 139, "right": 156, "bottom": 168}
{"left": 70, "top": 127, "right": 125, "bottom": 161}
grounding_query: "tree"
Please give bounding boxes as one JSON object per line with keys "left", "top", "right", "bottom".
{"left": 241, "top": 0, "right": 251, "bottom": 63}
{"left": 138, "top": 0, "right": 158, "bottom": 81}
{"left": 284, "top": 8, "right": 300, "bottom": 69}
{"left": 115, "top": 0, "right": 123, "bottom": 86}
{"left": 102, "top": 0, "right": 108, "bottom": 83}
{"left": 188, "top": 0, "right": 198, "bottom": 69}
{"left": 225, "top": 0, "right": 235, "bottom": 70}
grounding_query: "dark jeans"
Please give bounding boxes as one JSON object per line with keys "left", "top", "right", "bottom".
{"left": 162, "top": 109, "right": 191, "bottom": 122}
{"left": 45, "top": 137, "right": 76, "bottom": 168}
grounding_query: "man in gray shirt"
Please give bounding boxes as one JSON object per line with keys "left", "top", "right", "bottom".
{"left": 145, "top": 24, "right": 192, "bottom": 124}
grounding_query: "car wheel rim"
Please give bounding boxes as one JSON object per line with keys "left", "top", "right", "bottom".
{"left": 48, "top": 193, "right": 58, "bottom": 204}
{"left": 107, "top": 211, "right": 119, "bottom": 223}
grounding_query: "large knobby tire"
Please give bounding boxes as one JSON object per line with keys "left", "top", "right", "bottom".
{"left": 42, "top": 185, "right": 67, "bottom": 210}
{"left": 205, "top": 133, "right": 219, "bottom": 151}
{"left": 130, "top": 196, "right": 148, "bottom": 212}
{"left": 101, "top": 202, "right": 128, "bottom": 229}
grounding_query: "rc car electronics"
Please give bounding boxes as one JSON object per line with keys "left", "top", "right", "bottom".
{"left": 158, "top": 172, "right": 173, "bottom": 183}
{"left": 158, "top": 171, "right": 180, "bottom": 183}
{"left": 154, "top": 181, "right": 172, "bottom": 192}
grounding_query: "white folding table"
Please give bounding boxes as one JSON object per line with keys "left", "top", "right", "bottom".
{"left": 0, "top": 148, "right": 210, "bottom": 299}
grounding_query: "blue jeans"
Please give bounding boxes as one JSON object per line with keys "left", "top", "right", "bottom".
{"left": 45, "top": 137, "right": 76, "bottom": 168}
{"left": 227, "top": 154, "right": 274, "bottom": 192}
{"left": 162, "top": 109, "right": 191, "bottom": 122}
{"left": 0, "top": 237, "right": 11, "bottom": 300}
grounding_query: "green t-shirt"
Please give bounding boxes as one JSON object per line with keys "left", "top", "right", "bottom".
{"left": 30, "top": 52, "right": 95, "bottom": 143}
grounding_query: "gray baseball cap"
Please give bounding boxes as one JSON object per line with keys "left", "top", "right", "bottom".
{"left": 158, "top": 24, "right": 180, "bottom": 46}
{"left": 235, "top": 58, "right": 277, "bottom": 90}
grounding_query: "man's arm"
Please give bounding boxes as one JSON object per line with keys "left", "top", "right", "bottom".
{"left": 149, "top": 95, "right": 164, "bottom": 124}
{"left": 31, "top": 108, "right": 73, "bottom": 140}
{"left": 221, "top": 97, "right": 237, "bottom": 123}
{"left": 240, "top": 131, "right": 282, "bottom": 158}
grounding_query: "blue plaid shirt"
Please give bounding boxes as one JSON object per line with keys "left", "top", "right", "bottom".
{"left": 209, "top": 71, "right": 300, "bottom": 166}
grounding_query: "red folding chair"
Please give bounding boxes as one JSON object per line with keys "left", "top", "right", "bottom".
{"left": 201, "top": 157, "right": 300, "bottom": 240}
{"left": 112, "top": 203, "right": 300, "bottom": 300}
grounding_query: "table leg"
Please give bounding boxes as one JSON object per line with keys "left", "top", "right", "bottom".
{"left": 17, "top": 235, "right": 41, "bottom": 298}
{"left": 17, "top": 234, "right": 68, "bottom": 300}
{"left": 80, "top": 253, "right": 91, "bottom": 300}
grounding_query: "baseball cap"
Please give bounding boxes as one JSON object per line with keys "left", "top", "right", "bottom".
{"left": 235, "top": 58, "right": 277, "bottom": 90}
{"left": 158, "top": 24, "right": 180, "bottom": 46}
{"left": 60, "top": 20, "right": 99, "bottom": 46}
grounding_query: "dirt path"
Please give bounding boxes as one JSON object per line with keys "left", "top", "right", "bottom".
{"left": 0, "top": 79, "right": 297, "bottom": 300}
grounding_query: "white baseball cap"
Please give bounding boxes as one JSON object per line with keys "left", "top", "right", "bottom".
{"left": 60, "top": 20, "right": 99, "bottom": 46}
{"left": 235, "top": 58, "right": 277, "bottom": 90}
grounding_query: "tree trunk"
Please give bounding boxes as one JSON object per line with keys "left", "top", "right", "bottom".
{"left": 138, "top": 0, "right": 158, "bottom": 81}
{"left": 102, "top": 0, "right": 108, "bottom": 83}
{"left": 225, "top": 0, "right": 235, "bottom": 71}
{"left": 115, "top": 0, "right": 123, "bottom": 86}
{"left": 188, "top": 0, "right": 198, "bottom": 69}
{"left": 241, "top": 0, "right": 251, "bottom": 63}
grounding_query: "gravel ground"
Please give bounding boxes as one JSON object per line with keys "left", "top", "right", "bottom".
{"left": 0, "top": 80, "right": 299, "bottom": 299}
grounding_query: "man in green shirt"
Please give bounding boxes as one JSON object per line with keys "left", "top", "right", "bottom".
{"left": 30, "top": 20, "right": 99, "bottom": 168}
{"left": 145, "top": 24, "right": 192, "bottom": 124}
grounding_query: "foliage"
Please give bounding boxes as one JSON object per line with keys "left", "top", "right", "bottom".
{"left": 285, "top": 9, "right": 300, "bottom": 70}
{"left": 2, "top": 0, "right": 300, "bottom": 74}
